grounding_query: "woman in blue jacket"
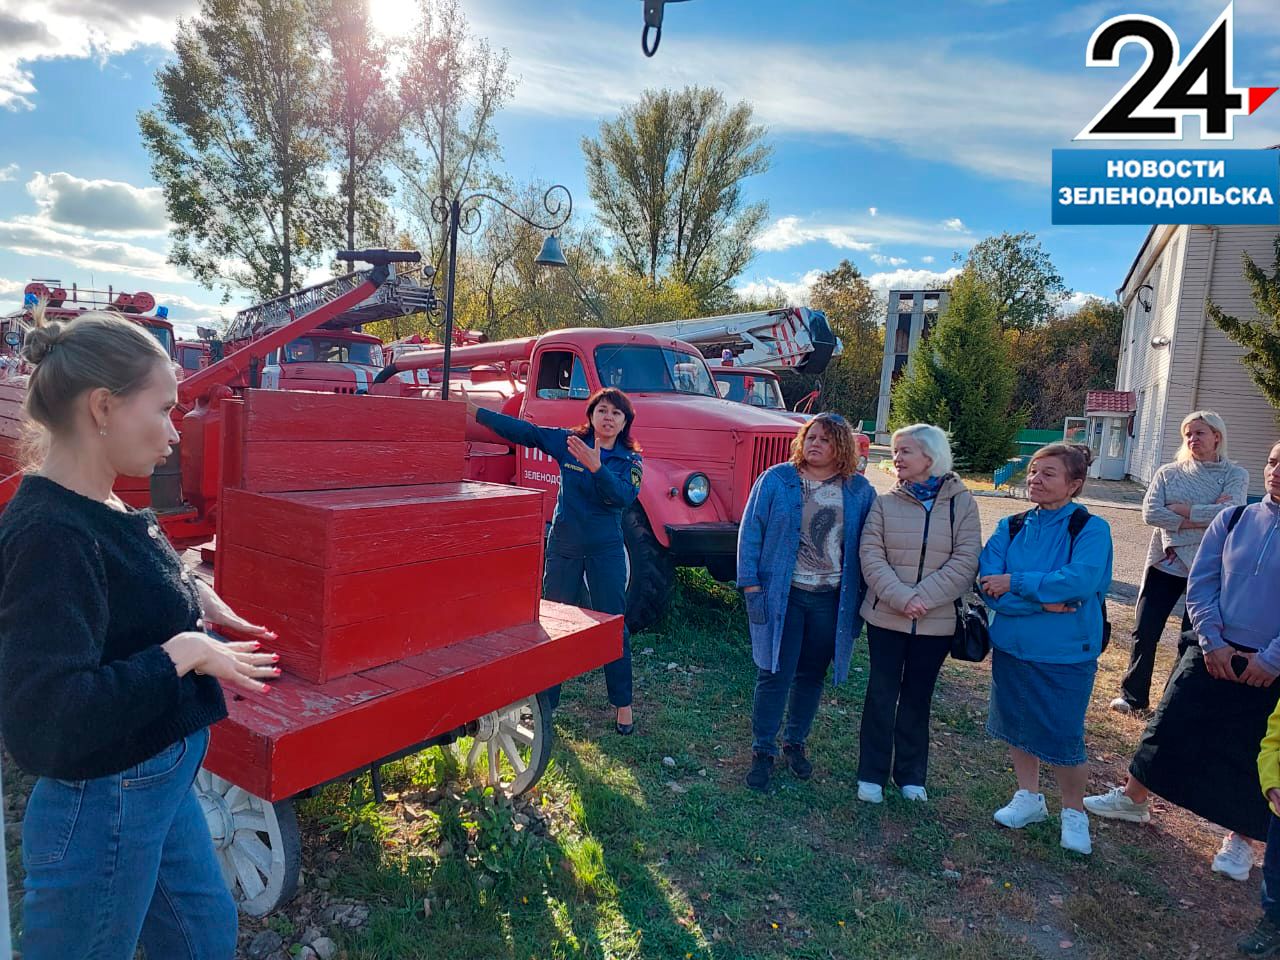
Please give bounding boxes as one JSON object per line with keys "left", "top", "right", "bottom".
{"left": 467, "top": 388, "right": 643, "bottom": 734}
{"left": 978, "top": 443, "right": 1113, "bottom": 856}
{"left": 737, "top": 413, "right": 876, "bottom": 791}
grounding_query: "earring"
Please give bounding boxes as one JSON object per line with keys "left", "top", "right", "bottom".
{"left": 98, "top": 427, "right": 107, "bottom": 437}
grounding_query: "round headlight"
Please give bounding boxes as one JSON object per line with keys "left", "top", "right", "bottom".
{"left": 683, "top": 472, "right": 710, "bottom": 506}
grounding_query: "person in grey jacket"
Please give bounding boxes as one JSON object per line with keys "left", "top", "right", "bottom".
{"left": 856, "top": 424, "right": 981, "bottom": 805}
{"left": 1112, "top": 411, "right": 1248, "bottom": 713}
{"left": 737, "top": 413, "right": 875, "bottom": 792}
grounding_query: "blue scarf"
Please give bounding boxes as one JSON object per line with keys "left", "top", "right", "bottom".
{"left": 905, "top": 475, "right": 945, "bottom": 503}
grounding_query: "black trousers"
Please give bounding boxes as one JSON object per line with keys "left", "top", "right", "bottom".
{"left": 856, "top": 623, "right": 951, "bottom": 788}
{"left": 1120, "top": 565, "right": 1193, "bottom": 709}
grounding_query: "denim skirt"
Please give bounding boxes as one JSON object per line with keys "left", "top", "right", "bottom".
{"left": 986, "top": 648, "right": 1097, "bottom": 766}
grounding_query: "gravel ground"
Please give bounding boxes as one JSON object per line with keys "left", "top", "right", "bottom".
{"left": 864, "top": 463, "right": 1155, "bottom": 606}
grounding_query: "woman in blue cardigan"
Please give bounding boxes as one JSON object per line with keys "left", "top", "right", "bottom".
{"left": 979, "top": 443, "right": 1113, "bottom": 856}
{"left": 737, "top": 413, "right": 875, "bottom": 791}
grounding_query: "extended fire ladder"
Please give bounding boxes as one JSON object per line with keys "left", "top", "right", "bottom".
{"left": 615, "top": 306, "right": 841, "bottom": 375}
{"left": 223, "top": 260, "right": 437, "bottom": 342}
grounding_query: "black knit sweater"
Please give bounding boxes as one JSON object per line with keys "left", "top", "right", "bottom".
{"left": 0, "top": 475, "right": 226, "bottom": 780}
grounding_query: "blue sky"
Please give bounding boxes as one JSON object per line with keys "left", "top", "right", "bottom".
{"left": 1, "top": 0, "right": 1278, "bottom": 334}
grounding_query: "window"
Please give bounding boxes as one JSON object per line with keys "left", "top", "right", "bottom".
{"left": 145, "top": 324, "right": 173, "bottom": 357}
{"left": 891, "top": 354, "right": 909, "bottom": 384}
{"left": 282, "top": 337, "right": 382, "bottom": 366}
{"left": 716, "top": 373, "right": 784, "bottom": 408}
{"left": 593, "top": 345, "right": 717, "bottom": 397}
{"left": 896, "top": 293, "right": 915, "bottom": 314}
{"left": 534, "top": 350, "right": 590, "bottom": 400}
{"left": 178, "top": 346, "right": 203, "bottom": 371}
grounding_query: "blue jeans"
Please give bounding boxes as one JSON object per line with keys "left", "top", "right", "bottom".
{"left": 543, "top": 547, "right": 633, "bottom": 708}
{"left": 1263, "top": 813, "right": 1280, "bottom": 921}
{"left": 751, "top": 587, "right": 838, "bottom": 757}
{"left": 20, "top": 727, "right": 238, "bottom": 960}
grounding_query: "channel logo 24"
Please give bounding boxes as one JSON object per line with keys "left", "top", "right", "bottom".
{"left": 1076, "top": 3, "right": 1275, "bottom": 140}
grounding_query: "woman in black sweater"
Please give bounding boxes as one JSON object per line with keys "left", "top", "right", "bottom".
{"left": 0, "top": 308, "right": 279, "bottom": 960}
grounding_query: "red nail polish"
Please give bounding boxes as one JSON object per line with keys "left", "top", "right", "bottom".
{"left": 271, "top": 654, "right": 280, "bottom": 662}
{"left": 273, "top": 668, "right": 282, "bottom": 676}
{"left": 253, "top": 642, "right": 261, "bottom": 649}
{"left": 261, "top": 685, "right": 271, "bottom": 694}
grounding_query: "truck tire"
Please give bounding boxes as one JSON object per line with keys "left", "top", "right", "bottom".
{"left": 622, "top": 506, "right": 675, "bottom": 634}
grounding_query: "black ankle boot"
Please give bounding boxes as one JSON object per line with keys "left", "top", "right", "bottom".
{"left": 782, "top": 743, "right": 813, "bottom": 780}
{"left": 745, "top": 753, "right": 774, "bottom": 792}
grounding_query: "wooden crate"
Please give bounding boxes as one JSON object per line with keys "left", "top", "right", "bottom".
{"left": 217, "top": 482, "right": 545, "bottom": 682}
{"left": 204, "top": 601, "right": 621, "bottom": 801}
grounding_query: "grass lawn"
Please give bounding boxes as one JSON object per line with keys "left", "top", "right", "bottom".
{"left": 5, "top": 570, "right": 1261, "bottom": 959}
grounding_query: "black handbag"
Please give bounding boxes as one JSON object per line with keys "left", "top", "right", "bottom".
{"left": 952, "top": 592, "right": 992, "bottom": 662}
{"left": 944, "top": 497, "right": 991, "bottom": 662}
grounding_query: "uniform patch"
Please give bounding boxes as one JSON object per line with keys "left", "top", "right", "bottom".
{"left": 630, "top": 463, "right": 643, "bottom": 488}
{"left": 564, "top": 462, "right": 586, "bottom": 473}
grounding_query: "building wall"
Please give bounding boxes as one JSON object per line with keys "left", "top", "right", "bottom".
{"left": 1118, "top": 224, "right": 1280, "bottom": 496}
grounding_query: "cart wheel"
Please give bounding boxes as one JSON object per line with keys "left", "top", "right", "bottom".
{"left": 196, "top": 769, "right": 301, "bottom": 917}
{"left": 465, "top": 691, "right": 554, "bottom": 796}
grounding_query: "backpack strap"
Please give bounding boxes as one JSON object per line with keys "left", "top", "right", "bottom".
{"left": 1226, "top": 504, "right": 1246, "bottom": 535}
{"left": 1066, "top": 505, "right": 1091, "bottom": 561}
{"left": 1006, "top": 510, "right": 1030, "bottom": 541}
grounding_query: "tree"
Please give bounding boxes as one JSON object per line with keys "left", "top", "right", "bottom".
{"left": 582, "top": 86, "right": 770, "bottom": 307}
{"left": 1208, "top": 236, "right": 1280, "bottom": 421}
{"left": 1007, "top": 298, "right": 1124, "bottom": 428}
{"left": 891, "top": 270, "right": 1023, "bottom": 471}
{"left": 806, "top": 260, "right": 884, "bottom": 421}
{"left": 320, "top": 0, "right": 409, "bottom": 252}
{"left": 398, "top": 0, "right": 514, "bottom": 272}
{"left": 960, "top": 231, "right": 1067, "bottom": 332}
{"left": 139, "top": 0, "right": 335, "bottom": 300}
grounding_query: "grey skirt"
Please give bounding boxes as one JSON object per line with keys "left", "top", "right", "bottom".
{"left": 987, "top": 648, "right": 1098, "bottom": 766}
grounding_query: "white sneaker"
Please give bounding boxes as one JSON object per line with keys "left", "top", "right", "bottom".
{"left": 1060, "top": 808, "right": 1092, "bottom": 855}
{"left": 993, "top": 789, "right": 1048, "bottom": 829}
{"left": 1212, "top": 833, "right": 1254, "bottom": 881}
{"left": 1109, "top": 697, "right": 1133, "bottom": 715}
{"left": 857, "top": 781, "right": 884, "bottom": 804}
{"left": 1084, "top": 786, "right": 1152, "bottom": 823}
{"left": 901, "top": 785, "right": 928, "bottom": 802}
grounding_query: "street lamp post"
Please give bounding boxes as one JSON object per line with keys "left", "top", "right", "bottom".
{"left": 431, "top": 184, "right": 573, "bottom": 400}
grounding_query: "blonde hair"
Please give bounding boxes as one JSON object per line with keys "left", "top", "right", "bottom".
{"left": 1175, "top": 410, "right": 1228, "bottom": 463}
{"left": 789, "top": 413, "right": 860, "bottom": 478}
{"left": 1030, "top": 442, "right": 1094, "bottom": 499}
{"left": 20, "top": 302, "right": 172, "bottom": 466}
{"left": 891, "top": 423, "right": 953, "bottom": 476}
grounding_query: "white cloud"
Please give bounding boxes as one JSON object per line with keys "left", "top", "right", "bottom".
{"left": 868, "top": 207, "right": 878, "bottom": 217}
{"left": 870, "top": 253, "right": 907, "bottom": 267}
{"left": 733, "top": 269, "right": 825, "bottom": 305}
{"left": 0, "top": 0, "right": 196, "bottom": 110}
{"left": 921, "top": 255, "right": 935, "bottom": 264}
{"left": 0, "top": 163, "right": 17, "bottom": 182}
{"left": 864, "top": 267, "right": 963, "bottom": 300}
{"left": 1061, "top": 290, "right": 1111, "bottom": 314}
{"left": 0, "top": 217, "right": 186, "bottom": 284}
{"left": 0, "top": 277, "right": 25, "bottom": 296}
{"left": 734, "top": 265, "right": 963, "bottom": 306}
{"left": 754, "top": 213, "right": 975, "bottom": 254}
{"left": 27, "top": 171, "right": 168, "bottom": 233}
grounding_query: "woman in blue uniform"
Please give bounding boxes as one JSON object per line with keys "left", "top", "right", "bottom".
{"left": 466, "top": 387, "right": 643, "bottom": 734}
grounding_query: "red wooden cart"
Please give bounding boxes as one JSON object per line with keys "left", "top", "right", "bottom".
{"left": 191, "top": 389, "right": 622, "bottom": 915}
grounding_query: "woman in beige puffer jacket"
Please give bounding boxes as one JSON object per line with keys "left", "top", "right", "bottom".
{"left": 855, "top": 424, "right": 982, "bottom": 804}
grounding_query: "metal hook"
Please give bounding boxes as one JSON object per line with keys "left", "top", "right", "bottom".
{"left": 641, "top": 0, "right": 689, "bottom": 57}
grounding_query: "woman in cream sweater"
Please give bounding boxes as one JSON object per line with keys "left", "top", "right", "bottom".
{"left": 856, "top": 424, "right": 981, "bottom": 804}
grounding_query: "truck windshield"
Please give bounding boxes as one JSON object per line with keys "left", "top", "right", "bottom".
{"left": 283, "top": 337, "right": 383, "bottom": 366}
{"left": 593, "top": 346, "right": 717, "bottom": 397}
{"left": 144, "top": 324, "right": 173, "bottom": 357}
{"left": 717, "top": 373, "right": 785, "bottom": 409}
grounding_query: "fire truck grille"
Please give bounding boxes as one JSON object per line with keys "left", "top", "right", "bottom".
{"left": 750, "top": 434, "right": 794, "bottom": 480}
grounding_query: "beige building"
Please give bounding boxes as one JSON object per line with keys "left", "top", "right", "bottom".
{"left": 1116, "top": 224, "right": 1279, "bottom": 497}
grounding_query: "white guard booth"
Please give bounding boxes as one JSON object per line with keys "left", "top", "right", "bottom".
{"left": 1080, "top": 390, "right": 1136, "bottom": 481}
